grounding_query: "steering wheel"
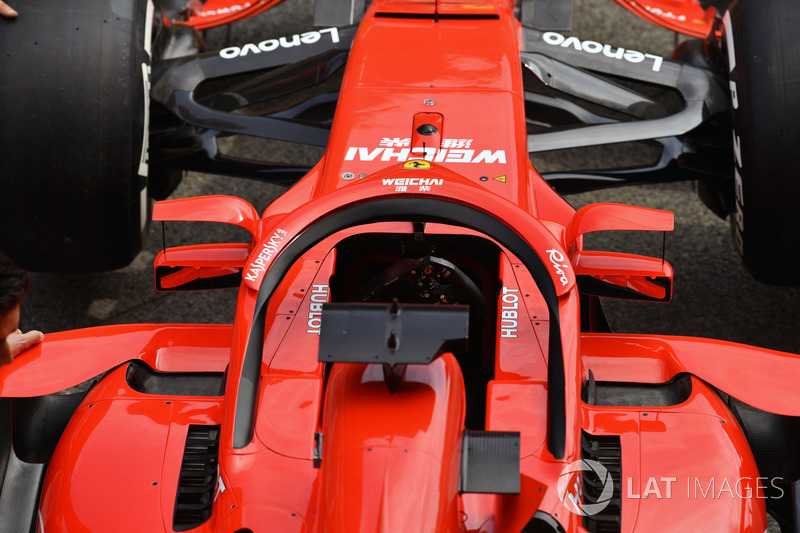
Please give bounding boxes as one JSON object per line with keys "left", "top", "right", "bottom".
{"left": 356, "top": 255, "right": 488, "bottom": 316}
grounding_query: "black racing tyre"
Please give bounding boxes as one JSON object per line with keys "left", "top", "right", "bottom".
{"left": 724, "top": 0, "right": 800, "bottom": 286}
{"left": 727, "top": 396, "right": 800, "bottom": 482}
{"left": 0, "top": 0, "right": 154, "bottom": 272}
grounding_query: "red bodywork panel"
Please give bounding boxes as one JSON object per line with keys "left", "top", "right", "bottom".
{"left": 3, "top": 1, "right": 795, "bottom": 532}
{"left": 177, "top": 0, "right": 286, "bottom": 30}
{"left": 610, "top": 0, "right": 719, "bottom": 38}
{"left": 176, "top": 0, "right": 720, "bottom": 36}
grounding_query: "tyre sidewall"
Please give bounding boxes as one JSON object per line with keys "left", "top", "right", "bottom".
{"left": 725, "top": 0, "right": 800, "bottom": 285}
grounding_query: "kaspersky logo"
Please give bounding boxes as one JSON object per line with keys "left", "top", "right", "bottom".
{"left": 557, "top": 459, "right": 614, "bottom": 516}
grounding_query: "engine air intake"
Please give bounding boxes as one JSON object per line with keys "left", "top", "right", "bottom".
{"left": 173, "top": 425, "right": 221, "bottom": 532}
{"left": 582, "top": 431, "right": 622, "bottom": 533}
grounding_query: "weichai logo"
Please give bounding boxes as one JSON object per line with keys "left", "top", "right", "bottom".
{"left": 344, "top": 138, "right": 506, "bottom": 165}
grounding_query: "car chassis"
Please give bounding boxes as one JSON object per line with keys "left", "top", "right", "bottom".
{"left": 2, "top": 1, "right": 800, "bottom": 532}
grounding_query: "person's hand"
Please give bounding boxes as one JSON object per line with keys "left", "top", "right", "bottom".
{"left": 1, "top": 329, "right": 44, "bottom": 365}
{"left": 0, "top": 1, "right": 18, "bottom": 19}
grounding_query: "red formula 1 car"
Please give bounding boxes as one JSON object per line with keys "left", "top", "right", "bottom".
{"left": 2, "top": 1, "right": 800, "bottom": 532}
{"left": 2, "top": 0, "right": 800, "bottom": 289}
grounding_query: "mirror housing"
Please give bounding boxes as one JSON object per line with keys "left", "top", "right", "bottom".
{"left": 572, "top": 251, "right": 673, "bottom": 302}
{"left": 154, "top": 243, "right": 249, "bottom": 291}
{"left": 152, "top": 195, "right": 260, "bottom": 236}
{"left": 565, "top": 203, "right": 674, "bottom": 249}
{"left": 565, "top": 203, "right": 674, "bottom": 302}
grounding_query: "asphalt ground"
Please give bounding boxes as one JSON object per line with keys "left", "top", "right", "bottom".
{"left": 21, "top": 0, "right": 800, "bottom": 356}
